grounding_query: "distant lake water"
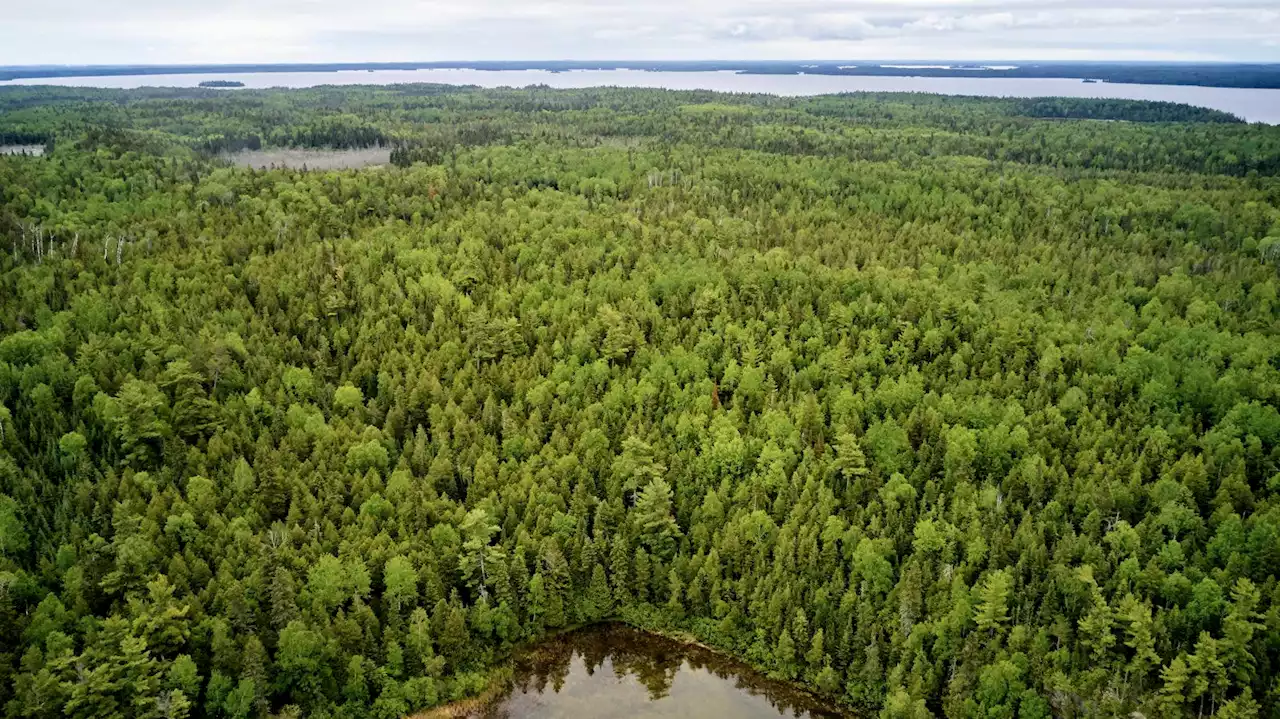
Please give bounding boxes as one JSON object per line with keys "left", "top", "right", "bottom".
{"left": 4, "top": 68, "right": 1279, "bottom": 124}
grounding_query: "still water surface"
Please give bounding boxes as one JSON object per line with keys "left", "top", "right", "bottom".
{"left": 0, "top": 145, "right": 44, "bottom": 156}
{"left": 3, "top": 68, "right": 1278, "bottom": 124}
{"left": 475, "top": 623, "right": 846, "bottom": 718}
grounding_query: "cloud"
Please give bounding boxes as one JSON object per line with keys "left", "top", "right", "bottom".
{"left": 0, "top": 0, "right": 1277, "bottom": 64}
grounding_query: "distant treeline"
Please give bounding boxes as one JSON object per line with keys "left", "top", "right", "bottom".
{"left": 750, "top": 63, "right": 1280, "bottom": 90}
{"left": 1010, "top": 98, "right": 1243, "bottom": 124}
{"left": 2, "top": 60, "right": 1280, "bottom": 89}
{"left": 1, "top": 85, "right": 1273, "bottom": 176}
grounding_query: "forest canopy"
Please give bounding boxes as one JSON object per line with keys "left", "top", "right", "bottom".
{"left": 1, "top": 84, "right": 1279, "bottom": 719}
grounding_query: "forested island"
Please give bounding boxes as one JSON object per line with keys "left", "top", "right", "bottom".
{"left": 0, "top": 84, "right": 1279, "bottom": 719}
{"left": 198, "top": 80, "right": 246, "bottom": 88}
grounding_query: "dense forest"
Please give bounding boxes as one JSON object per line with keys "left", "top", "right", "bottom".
{"left": 1, "top": 84, "right": 1279, "bottom": 719}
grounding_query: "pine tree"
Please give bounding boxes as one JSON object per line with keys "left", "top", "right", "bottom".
{"left": 439, "top": 602, "right": 471, "bottom": 669}
{"left": 973, "top": 570, "right": 1011, "bottom": 634}
{"left": 1079, "top": 590, "right": 1116, "bottom": 664}
{"left": 1119, "top": 594, "right": 1160, "bottom": 686}
{"left": 1221, "top": 578, "right": 1262, "bottom": 686}
{"left": 633, "top": 478, "right": 681, "bottom": 561}
{"left": 815, "top": 664, "right": 841, "bottom": 695}
{"left": 666, "top": 568, "right": 684, "bottom": 617}
{"left": 633, "top": 548, "right": 651, "bottom": 603}
{"left": 1214, "top": 688, "right": 1261, "bottom": 719}
{"left": 383, "top": 556, "right": 417, "bottom": 619}
{"left": 833, "top": 431, "right": 869, "bottom": 471}
{"left": 880, "top": 686, "right": 931, "bottom": 719}
{"left": 1188, "top": 632, "right": 1226, "bottom": 718}
{"left": 459, "top": 508, "right": 504, "bottom": 600}
{"left": 584, "top": 564, "right": 613, "bottom": 620}
{"left": 609, "top": 536, "right": 632, "bottom": 606}
{"left": 1157, "top": 655, "right": 1190, "bottom": 718}
{"left": 805, "top": 628, "right": 826, "bottom": 675}
{"left": 775, "top": 628, "right": 797, "bottom": 680}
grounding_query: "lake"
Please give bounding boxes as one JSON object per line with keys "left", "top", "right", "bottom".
{"left": 3, "top": 69, "right": 1278, "bottom": 124}
{"left": 465, "top": 624, "right": 846, "bottom": 718}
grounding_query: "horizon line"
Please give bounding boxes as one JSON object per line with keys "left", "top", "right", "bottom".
{"left": 5, "top": 59, "right": 1280, "bottom": 69}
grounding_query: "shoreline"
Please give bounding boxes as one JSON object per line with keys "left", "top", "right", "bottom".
{"left": 405, "top": 618, "right": 855, "bottom": 719}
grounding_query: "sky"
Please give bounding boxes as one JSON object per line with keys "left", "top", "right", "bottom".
{"left": 2, "top": 0, "right": 1278, "bottom": 66}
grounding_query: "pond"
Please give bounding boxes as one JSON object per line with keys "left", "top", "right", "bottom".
{"left": 0, "top": 145, "right": 44, "bottom": 156}
{"left": 221, "top": 147, "right": 391, "bottom": 170}
{"left": 469, "top": 624, "right": 847, "bottom": 719}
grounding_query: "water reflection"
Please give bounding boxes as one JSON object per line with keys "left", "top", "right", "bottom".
{"left": 479, "top": 624, "right": 847, "bottom": 718}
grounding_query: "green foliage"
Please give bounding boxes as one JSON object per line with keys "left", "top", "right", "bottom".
{"left": 0, "top": 494, "right": 27, "bottom": 556}
{"left": 0, "top": 84, "right": 1279, "bottom": 719}
{"left": 632, "top": 479, "right": 681, "bottom": 561}
{"left": 332, "top": 383, "right": 364, "bottom": 414}
{"left": 973, "top": 570, "right": 1012, "bottom": 634}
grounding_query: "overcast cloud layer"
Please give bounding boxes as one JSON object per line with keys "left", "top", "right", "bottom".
{"left": 2, "top": 0, "right": 1278, "bottom": 65}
